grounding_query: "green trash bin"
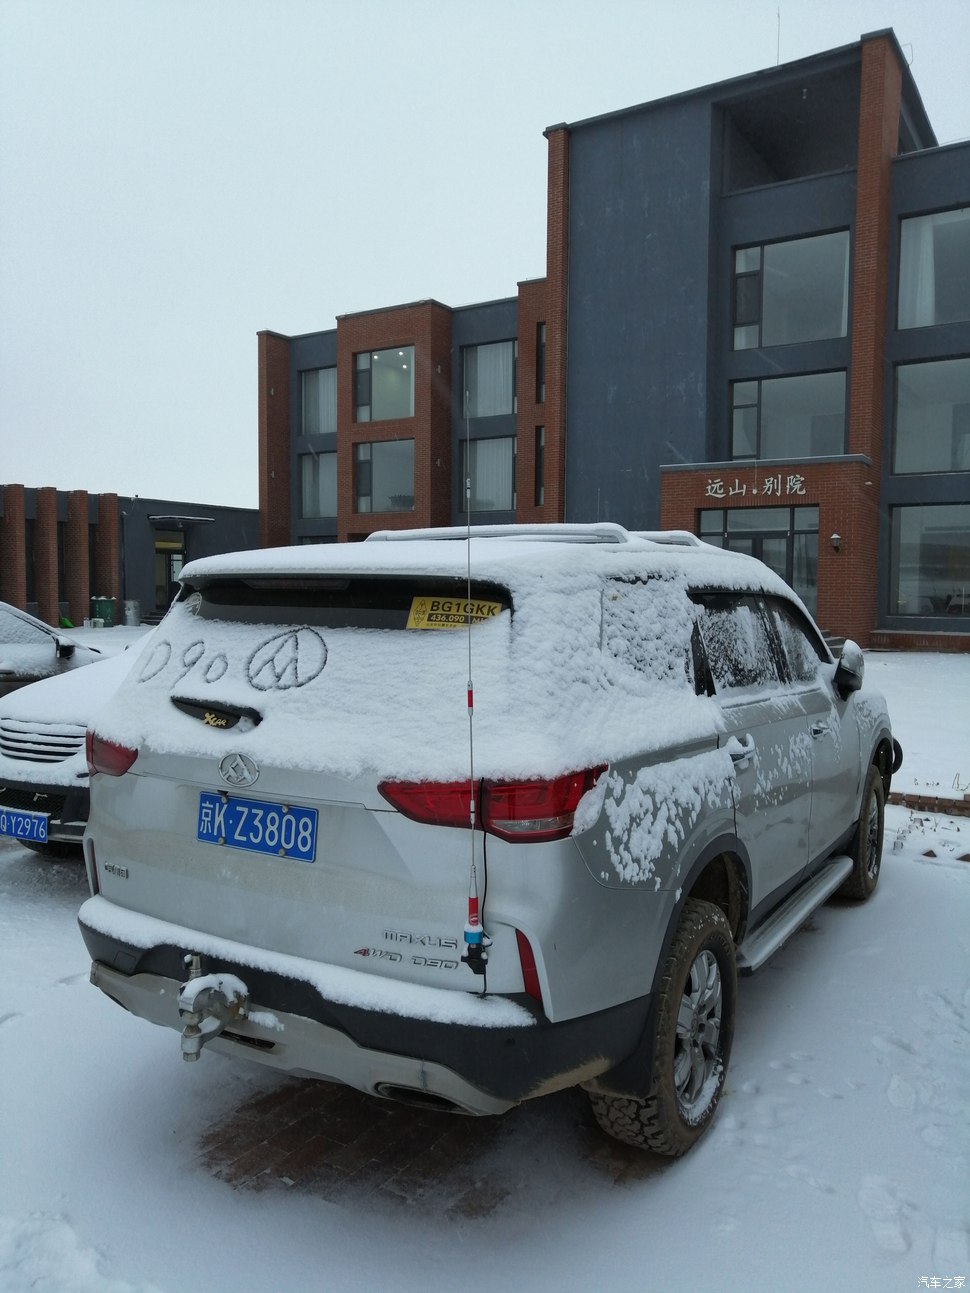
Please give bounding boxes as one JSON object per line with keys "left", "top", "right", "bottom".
{"left": 90, "top": 597, "right": 116, "bottom": 627}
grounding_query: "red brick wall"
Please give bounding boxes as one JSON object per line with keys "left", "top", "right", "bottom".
{"left": 844, "top": 34, "right": 903, "bottom": 643}
{"left": 660, "top": 459, "right": 879, "bottom": 645}
{"left": 34, "top": 487, "right": 59, "bottom": 625}
{"left": 0, "top": 484, "right": 27, "bottom": 608}
{"left": 94, "top": 493, "right": 120, "bottom": 602}
{"left": 65, "top": 490, "right": 90, "bottom": 626}
{"left": 258, "top": 331, "right": 292, "bottom": 548}
{"left": 336, "top": 301, "right": 452, "bottom": 540}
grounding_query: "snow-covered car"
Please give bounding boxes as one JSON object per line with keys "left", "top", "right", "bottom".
{"left": 0, "top": 639, "right": 150, "bottom": 856}
{"left": 0, "top": 601, "right": 102, "bottom": 698}
{"left": 79, "top": 524, "right": 901, "bottom": 1156}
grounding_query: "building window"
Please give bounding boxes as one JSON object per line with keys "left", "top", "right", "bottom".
{"left": 731, "top": 371, "right": 845, "bottom": 460}
{"left": 301, "top": 367, "right": 337, "bottom": 436}
{"left": 890, "top": 504, "right": 970, "bottom": 616}
{"left": 733, "top": 231, "right": 850, "bottom": 349}
{"left": 536, "top": 324, "right": 546, "bottom": 403}
{"left": 354, "top": 440, "right": 414, "bottom": 513}
{"left": 299, "top": 451, "right": 337, "bottom": 518}
{"left": 893, "top": 357, "right": 970, "bottom": 474}
{"left": 354, "top": 347, "right": 414, "bottom": 423}
{"left": 535, "top": 426, "right": 545, "bottom": 506}
{"left": 25, "top": 519, "right": 35, "bottom": 602}
{"left": 462, "top": 341, "right": 517, "bottom": 418}
{"left": 898, "top": 208, "right": 970, "bottom": 330}
{"left": 700, "top": 505, "right": 819, "bottom": 616}
{"left": 460, "top": 436, "right": 515, "bottom": 512}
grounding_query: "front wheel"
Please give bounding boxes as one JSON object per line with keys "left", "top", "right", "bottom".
{"left": 838, "top": 764, "right": 885, "bottom": 901}
{"left": 588, "top": 898, "right": 737, "bottom": 1156}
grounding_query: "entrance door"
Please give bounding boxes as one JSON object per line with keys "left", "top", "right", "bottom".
{"left": 154, "top": 532, "right": 185, "bottom": 612}
{"left": 700, "top": 506, "right": 819, "bottom": 615}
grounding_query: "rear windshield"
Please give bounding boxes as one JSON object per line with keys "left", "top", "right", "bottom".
{"left": 181, "top": 575, "right": 513, "bottom": 631}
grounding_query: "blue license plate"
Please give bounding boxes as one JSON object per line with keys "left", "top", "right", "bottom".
{"left": 197, "top": 792, "right": 317, "bottom": 862}
{"left": 0, "top": 805, "right": 49, "bottom": 843}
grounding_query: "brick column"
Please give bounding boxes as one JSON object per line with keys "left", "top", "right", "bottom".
{"left": 846, "top": 33, "right": 903, "bottom": 642}
{"left": 65, "top": 490, "right": 90, "bottom": 626}
{"left": 34, "top": 487, "right": 59, "bottom": 625}
{"left": 94, "top": 494, "right": 120, "bottom": 601}
{"left": 258, "top": 331, "right": 292, "bottom": 548}
{"left": 0, "top": 484, "right": 27, "bottom": 609}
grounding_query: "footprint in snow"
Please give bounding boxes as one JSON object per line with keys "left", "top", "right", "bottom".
{"left": 857, "top": 1175, "right": 912, "bottom": 1255}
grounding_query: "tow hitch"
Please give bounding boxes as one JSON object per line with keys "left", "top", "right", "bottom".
{"left": 177, "top": 954, "right": 250, "bottom": 1061}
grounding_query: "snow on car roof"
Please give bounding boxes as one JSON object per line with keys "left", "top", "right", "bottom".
{"left": 180, "top": 525, "right": 792, "bottom": 598}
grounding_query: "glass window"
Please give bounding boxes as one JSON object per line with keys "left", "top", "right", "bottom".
{"left": 893, "top": 358, "right": 970, "bottom": 474}
{"left": 354, "top": 347, "right": 414, "bottom": 423}
{"left": 460, "top": 436, "right": 515, "bottom": 511}
{"left": 898, "top": 208, "right": 970, "bottom": 329}
{"left": 354, "top": 440, "right": 414, "bottom": 513}
{"left": 462, "top": 341, "right": 517, "bottom": 418}
{"left": 301, "top": 368, "right": 337, "bottom": 436}
{"left": 536, "top": 324, "right": 546, "bottom": 403}
{"left": 694, "top": 594, "right": 781, "bottom": 692}
{"left": 732, "top": 372, "right": 845, "bottom": 460}
{"left": 767, "top": 598, "right": 827, "bottom": 681}
{"left": 733, "top": 232, "right": 850, "bottom": 349}
{"left": 300, "top": 451, "right": 337, "bottom": 519}
{"left": 890, "top": 504, "right": 970, "bottom": 616}
{"left": 535, "top": 426, "right": 545, "bottom": 506}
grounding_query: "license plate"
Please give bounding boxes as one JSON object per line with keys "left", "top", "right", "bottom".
{"left": 197, "top": 792, "right": 317, "bottom": 862}
{"left": 0, "top": 805, "right": 49, "bottom": 843}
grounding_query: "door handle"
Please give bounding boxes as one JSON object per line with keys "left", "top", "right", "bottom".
{"left": 810, "top": 722, "right": 829, "bottom": 738}
{"left": 729, "top": 733, "right": 757, "bottom": 767}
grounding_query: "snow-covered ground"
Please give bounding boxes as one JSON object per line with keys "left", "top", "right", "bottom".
{"left": 1, "top": 652, "right": 967, "bottom": 1292}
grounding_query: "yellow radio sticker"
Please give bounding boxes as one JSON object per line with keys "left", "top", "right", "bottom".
{"left": 407, "top": 597, "right": 503, "bottom": 630}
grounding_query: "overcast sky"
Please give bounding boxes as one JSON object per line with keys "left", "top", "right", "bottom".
{"left": 2, "top": 0, "right": 968, "bottom": 511}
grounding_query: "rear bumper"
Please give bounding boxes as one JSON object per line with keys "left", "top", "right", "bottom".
{"left": 0, "top": 779, "right": 88, "bottom": 845}
{"left": 79, "top": 912, "right": 651, "bottom": 1112}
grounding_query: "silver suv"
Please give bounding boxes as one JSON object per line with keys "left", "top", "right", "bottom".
{"left": 79, "top": 525, "right": 900, "bottom": 1156}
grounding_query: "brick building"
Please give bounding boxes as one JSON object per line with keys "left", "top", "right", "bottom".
{"left": 258, "top": 30, "right": 969, "bottom": 649}
{"left": 0, "top": 485, "right": 257, "bottom": 626}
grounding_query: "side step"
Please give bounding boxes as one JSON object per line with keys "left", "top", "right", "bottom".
{"left": 736, "top": 856, "right": 853, "bottom": 974}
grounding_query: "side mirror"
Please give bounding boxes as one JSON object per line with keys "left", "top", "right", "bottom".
{"left": 55, "top": 638, "right": 76, "bottom": 660}
{"left": 833, "top": 639, "right": 864, "bottom": 699}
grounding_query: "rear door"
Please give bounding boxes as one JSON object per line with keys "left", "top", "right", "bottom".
{"left": 694, "top": 592, "right": 811, "bottom": 916}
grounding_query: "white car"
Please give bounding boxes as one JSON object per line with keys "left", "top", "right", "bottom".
{"left": 0, "top": 601, "right": 102, "bottom": 699}
{"left": 0, "top": 637, "right": 151, "bottom": 856}
{"left": 79, "top": 525, "right": 900, "bottom": 1155}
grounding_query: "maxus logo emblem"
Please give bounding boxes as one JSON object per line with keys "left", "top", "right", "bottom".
{"left": 218, "top": 753, "right": 259, "bottom": 788}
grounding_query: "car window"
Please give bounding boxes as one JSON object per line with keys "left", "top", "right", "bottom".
{"left": 766, "top": 598, "right": 828, "bottom": 683}
{"left": 692, "top": 593, "right": 781, "bottom": 693}
{"left": 0, "top": 609, "right": 51, "bottom": 647}
{"left": 601, "top": 578, "right": 696, "bottom": 690}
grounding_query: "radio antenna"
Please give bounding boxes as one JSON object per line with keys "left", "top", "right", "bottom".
{"left": 460, "top": 395, "right": 487, "bottom": 981}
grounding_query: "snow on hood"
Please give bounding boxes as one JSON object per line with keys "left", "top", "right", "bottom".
{"left": 91, "top": 536, "right": 798, "bottom": 783}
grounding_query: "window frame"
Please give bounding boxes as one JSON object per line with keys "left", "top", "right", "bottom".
{"left": 732, "top": 230, "right": 851, "bottom": 351}
{"left": 730, "top": 370, "right": 847, "bottom": 461}
{"left": 354, "top": 347, "right": 415, "bottom": 424}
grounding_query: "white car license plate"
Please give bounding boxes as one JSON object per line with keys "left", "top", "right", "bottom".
{"left": 197, "top": 792, "right": 317, "bottom": 862}
{"left": 0, "top": 806, "right": 49, "bottom": 843}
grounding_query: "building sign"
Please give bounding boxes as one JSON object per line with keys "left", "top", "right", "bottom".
{"left": 704, "top": 473, "right": 807, "bottom": 500}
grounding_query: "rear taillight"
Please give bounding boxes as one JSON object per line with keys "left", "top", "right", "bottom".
{"left": 86, "top": 730, "right": 138, "bottom": 777}
{"left": 378, "top": 766, "right": 606, "bottom": 843}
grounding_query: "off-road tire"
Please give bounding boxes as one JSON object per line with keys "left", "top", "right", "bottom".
{"left": 588, "top": 898, "right": 737, "bottom": 1156}
{"left": 838, "top": 764, "right": 885, "bottom": 901}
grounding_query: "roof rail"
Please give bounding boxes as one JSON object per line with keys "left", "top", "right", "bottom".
{"left": 632, "top": 530, "right": 706, "bottom": 547}
{"left": 366, "top": 523, "right": 633, "bottom": 545}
